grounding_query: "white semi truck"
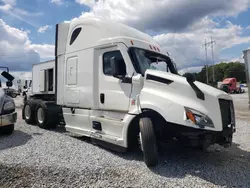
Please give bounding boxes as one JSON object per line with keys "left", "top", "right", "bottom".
{"left": 22, "top": 17, "right": 235, "bottom": 167}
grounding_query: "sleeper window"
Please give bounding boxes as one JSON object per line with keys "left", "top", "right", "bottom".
{"left": 103, "top": 51, "right": 126, "bottom": 76}
{"left": 70, "top": 28, "right": 81, "bottom": 45}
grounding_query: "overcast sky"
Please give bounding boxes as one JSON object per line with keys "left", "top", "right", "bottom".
{"left": 0, "top": 0, "right": 250, "bottom": 79}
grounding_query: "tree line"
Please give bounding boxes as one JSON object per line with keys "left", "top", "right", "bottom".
{"left": 183, "top": 62, "right": 246, "bottom": 84}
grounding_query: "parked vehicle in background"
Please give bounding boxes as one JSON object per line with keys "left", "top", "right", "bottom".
{"left": 3, "top": 88, "right": 19, "bottom": 98}
{"left": 219, "top": 78, "right": 245, "bottom": 94}
{"left": 16, "top": 79, "right": 32, "bottom": 97}
{"left": 0, "top": 70, "right": 17, "bottom": 135}
{"left": 22, "top": 17, "right": 236, "bottom": 167}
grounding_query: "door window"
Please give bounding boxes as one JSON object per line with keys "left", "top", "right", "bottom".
{"left": 103, "top": 51, "right": 126, "bottom": 76}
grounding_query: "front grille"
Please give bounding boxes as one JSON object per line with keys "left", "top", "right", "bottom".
{"left": 219, "top": 99, "right": 233, "bottom": 128}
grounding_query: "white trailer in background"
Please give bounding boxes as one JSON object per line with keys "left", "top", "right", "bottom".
{"left": 243, "top": 49, "right": 250, "bottom": 107}
{"left": 31, "top": 60, "right": 55, "bottom": 95}
{"left": 22, "top": 17, "right": 236, "bottom": 167}
{"left": 17, "top": 79, "right": 32, "bottom": 95}
{"left": 22, "top": 59, "right": 61, "bottom": 127}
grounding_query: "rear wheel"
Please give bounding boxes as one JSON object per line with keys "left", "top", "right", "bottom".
{"left": 1, "top": 124, "right": 14, "bottom": 135}
{"left": 23, "top": 100, "right": 36, "bottom": 124}
{"left": 139, "top": 117, "right": 158, "bottom": 167}
{"left": 35, "top": 101, "right": 58, "bottom": 129}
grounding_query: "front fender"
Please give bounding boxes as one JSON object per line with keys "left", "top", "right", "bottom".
{"left": 139, "top": 90, "right": 185, "bottom": 126}
{"left": 139, "top": 87, "right": 220, "bottom": 131}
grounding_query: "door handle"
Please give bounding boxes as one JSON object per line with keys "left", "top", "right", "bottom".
{"left": 100, "top": 93, "right": 105, "bottom": 104}
{"left": 70, "top": 67, "right": 73, "bottom": 75}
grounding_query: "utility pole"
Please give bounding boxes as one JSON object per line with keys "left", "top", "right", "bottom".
{"left": 210, "top": 37, "right": 216, "bottom": 83}
{"left": 202, "top": 37, "right": 216, "bottom": 85}
{"left": 203, "top": 39, "right": 209, "bottom": 84}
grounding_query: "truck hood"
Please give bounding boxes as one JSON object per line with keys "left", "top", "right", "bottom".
{"left": 140, "top": 70, "right": 232, "bottom": 131}
{"left": 139, "top": 70, "right": 232, "bottom": 131}
{"left": 144, "top": 69, "right": 232, "bottom": 101}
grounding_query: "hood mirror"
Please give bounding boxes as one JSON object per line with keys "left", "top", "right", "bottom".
{"left": 185, "top": 73, "right": 196, "bottom": 83}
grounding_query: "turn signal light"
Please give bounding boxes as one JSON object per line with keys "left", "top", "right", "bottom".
{"left": 186, "top": 111, "right": 196, "bottom": 124}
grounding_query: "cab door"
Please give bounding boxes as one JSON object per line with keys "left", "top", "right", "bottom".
{"left": 90, "top": 45, "right": 132, "bottom": 141}
{"left": 98, "top": 46, "right": 132, "bottom": 112}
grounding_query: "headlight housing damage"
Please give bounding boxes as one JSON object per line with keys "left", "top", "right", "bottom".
{"left": 4, "top": 101, "right": 15, "bottom": 111}
{"left": 185, "top": 107, "right": 214, "bottom": 128}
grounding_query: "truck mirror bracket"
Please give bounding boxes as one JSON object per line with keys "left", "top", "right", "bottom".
{"left": 188, "top": 81, "right": 205, "bottom": 100}
{"left": 121, "top": 76, "right": 132, "bottom": 84}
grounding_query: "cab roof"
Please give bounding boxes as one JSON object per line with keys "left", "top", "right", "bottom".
{"left": 222, "top": 78, "right": 236, "bottom": 84}
{"left": 68, "top": 17, "right": 158, "bottom": 45}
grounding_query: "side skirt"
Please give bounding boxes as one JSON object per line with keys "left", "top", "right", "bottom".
{"left": 91, "top": 138, "right": 127, "bottom": 153}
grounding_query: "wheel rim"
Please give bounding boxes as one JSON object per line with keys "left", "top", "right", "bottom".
{"left": 37, "top": 108, "right": 44, "bottom": 124}
{"left": 139, "top": 132, "right": 143, "bottom": 151}
{"left": 24, "top": 105, "right": 31, "bottom": 120}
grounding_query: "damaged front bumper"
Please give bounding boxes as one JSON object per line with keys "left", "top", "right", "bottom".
{"left": 180, "top": 124, "right": 235, "bottom": 149}
{"left": 0, "top": 112, "right": 17, "bottom": 127}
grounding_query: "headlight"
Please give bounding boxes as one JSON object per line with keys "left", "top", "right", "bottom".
{"left": 184, "top": 107, "right": 214, "bottom": 128}
{"left": 3, "top": 101, "right": 15, "bottom": 111}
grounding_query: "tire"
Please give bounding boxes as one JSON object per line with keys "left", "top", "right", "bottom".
{"left": 139, "top": 117, "right": 158, "bottom": 167}
{"left": 23, "top": 100, "right": 36, "bottom": 124}
{"left": 1, "top": 124, "right": 14, "bottom": 135}
{"left": 35, "top": 101, "right": 58, "bottom": 129}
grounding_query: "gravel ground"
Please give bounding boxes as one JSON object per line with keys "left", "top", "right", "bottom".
{"left": 0, "top": 94, "right": 250, "bottom": 188}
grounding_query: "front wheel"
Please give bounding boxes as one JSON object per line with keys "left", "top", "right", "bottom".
{"left": 139, "top": 117, "right": 158, "bottom": 167}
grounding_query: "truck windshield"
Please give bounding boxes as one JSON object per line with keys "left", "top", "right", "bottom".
{"left": 129, "top": 47, "right": 178, "bottom": 76}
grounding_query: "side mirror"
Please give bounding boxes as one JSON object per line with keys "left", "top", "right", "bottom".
{"left": 185, "top": 73, "right": 196, "bottom": 83}
{"left": 6, "top": 81, "right": 13, "bottom": 87}
{"left": 1, "top": 71, "right": 14, "bottom": 81}
{"left": 110, "top": 57, "right": 125, "bottom": 79}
